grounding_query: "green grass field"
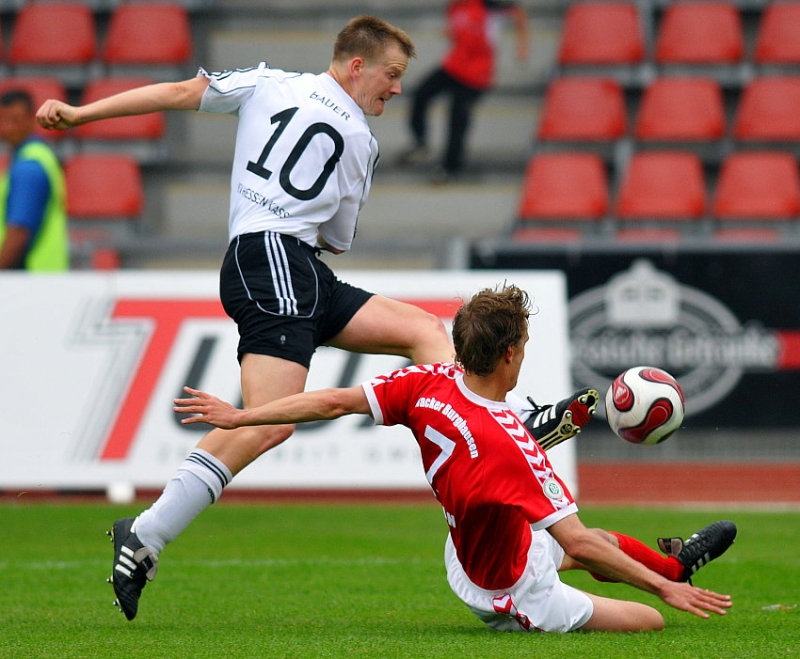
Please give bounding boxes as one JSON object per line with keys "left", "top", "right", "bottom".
{"left": 1, "top": 502, "right": 797, "bottom": 659}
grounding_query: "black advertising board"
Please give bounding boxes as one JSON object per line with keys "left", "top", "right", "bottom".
{"left": 471, "top": 244, "right": 800, "bottom": 427}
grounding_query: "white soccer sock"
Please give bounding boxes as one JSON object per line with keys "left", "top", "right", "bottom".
{"left": 505, "top": 391, "right": 533, "bottom": 422}
{"left": 134, "top": 449, "right": 233, "bottom": 554}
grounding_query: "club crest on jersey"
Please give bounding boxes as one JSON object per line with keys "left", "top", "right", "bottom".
{"left": 542, "top": 478, "right": 563, "bottom": 500}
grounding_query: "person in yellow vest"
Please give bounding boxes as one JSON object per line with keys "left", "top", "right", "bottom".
{"left": 0, "top": 89, "right": 68, "bottom": 271}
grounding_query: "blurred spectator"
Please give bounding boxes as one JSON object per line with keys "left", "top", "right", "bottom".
{"left": 0, "top": 90, "right": 68, "bottom": 270}
{"left": 399, "top": 0, "right": 528, "bottom": 182}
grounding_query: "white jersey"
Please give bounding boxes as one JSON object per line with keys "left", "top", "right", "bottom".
{"left": 198, "top": 64, "right": 379, "bottom": 251}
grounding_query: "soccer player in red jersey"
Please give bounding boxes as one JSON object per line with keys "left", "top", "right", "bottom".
{"left": 175, "top": 283, "right": 736, "bottom": 633}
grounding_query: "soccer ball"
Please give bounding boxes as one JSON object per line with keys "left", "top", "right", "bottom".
{"left": 605, "top": 366, "right": 685, "bottom": 445}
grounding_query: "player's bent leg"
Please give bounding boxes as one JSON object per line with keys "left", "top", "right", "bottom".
{"left": 327, "top": 294, "right": 454, "bottom": 365}
{"left": 579, "top": 593, "right": 664, "bottom": 632}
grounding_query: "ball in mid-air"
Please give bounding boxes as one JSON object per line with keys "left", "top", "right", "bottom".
{"left": 605, "top": 366, "right": 685, "bottom": 445}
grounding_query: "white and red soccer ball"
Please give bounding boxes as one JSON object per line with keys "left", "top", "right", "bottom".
{"left": 605, "top": 366, "right": 685, "bottom": 445}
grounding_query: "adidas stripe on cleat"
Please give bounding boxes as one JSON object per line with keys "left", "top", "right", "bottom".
{"left": 108, "top": 517, "right": 158, "bottom": 621}
{"left": 524, "top": 388, "right": 600, "bottom": 451}
{"left": 658, "top": 520, "right": 737, "bottom": 582}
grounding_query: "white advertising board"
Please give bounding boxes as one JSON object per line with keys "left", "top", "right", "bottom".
{"left": 0, "top": 270, "right": 575, "bottom": 493}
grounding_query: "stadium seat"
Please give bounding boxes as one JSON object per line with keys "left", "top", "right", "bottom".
{"left": 615, "top": 151, "right": 707, "bottom": 219}
{"left": 714, "top": 227, "right": 781, "bottom": 243}
{"left": 655, "top": 2, "right": 744, "bottom": 86}
{"left": 511, "top": 227, "right": 584, "bottom": 243}
{"left": 634, "top": 77, "right": 726, "bottom": 162}
{"left": 615, "top": 227, "right": 683, "bottom": 242}
{"left": 102, "top": 3, "right": 192, "bottom": 79}
{"left": 733, "top": 77, "right": 800, "bottom": 142}
{"left": 712, "top": 151, "right": 800, "bottom": 219}
{"left": 75, "top": 78, "right": 167, "bottom": 162}
{"left": 557, "top": 2, "right": 646, "bottom": 85}
{"left": 0, "top": 77, "right": 69, "bottom": 142}
{"left": 655, "top": 2, "right": 744, "bottom": 65}
{"left": 537, "top": 77, "right": 627, "bottom": 151}
{"left": 635, "top": 77, "right": 726, "bottom": 142}
{"left": 518, "top": 152, "right": 609, "bottom": 220}
{"left": 65, "top": 154, "right": 144, "bottom": 219}
{"left": 64, "top": 153, "right": 144, "bottom": 268}
{"left": 7, "top": 3, "right": 97, "bottom": 87}
{"left": 754, "top": 2, "right": 800, "bottom": 66}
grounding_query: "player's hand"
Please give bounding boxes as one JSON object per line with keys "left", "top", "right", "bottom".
{"left": 36, "top": 99, "right": 81, "bottom": 130}
{"left": 173, "top": 386, "right": 242, "bottom": 430}
{"left": 660, "top": 582, "right": 732, "bottom": 618}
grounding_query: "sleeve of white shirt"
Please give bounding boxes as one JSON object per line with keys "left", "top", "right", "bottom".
{"left": 197, "top": 64, "right": 266, "bottom": 115}
{"left": 317, "top": 132, "right": 379, "bottom": 252}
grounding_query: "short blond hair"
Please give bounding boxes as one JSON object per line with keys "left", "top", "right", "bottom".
{"left": 333, "top": 15, "right": 416, "bottom": 63}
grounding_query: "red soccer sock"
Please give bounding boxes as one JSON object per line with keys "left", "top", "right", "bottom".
{"left": 590, "top": 531, "right": 684, "bottom": 583}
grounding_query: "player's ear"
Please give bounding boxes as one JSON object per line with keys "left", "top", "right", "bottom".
{"left": 349, "top": 56, "right": 366, "bottom": 77}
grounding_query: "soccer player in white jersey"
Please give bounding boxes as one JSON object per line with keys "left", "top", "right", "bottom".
{"left": 175, "top": 283, "right": 736, "bottom": 633}
{"left": 37, "top": 16, "right": 598, "bottom": 621}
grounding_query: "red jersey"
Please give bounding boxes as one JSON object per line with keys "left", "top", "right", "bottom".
{"left": 362, "top": 363, "right": 577, "bottom": 590}
{"left": 442, "top": 0, "right": 517, "bottom": 90}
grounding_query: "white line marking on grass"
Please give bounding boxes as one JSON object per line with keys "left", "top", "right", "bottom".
{"left": 0, "top": 556, "right": 440, "bottom": 571}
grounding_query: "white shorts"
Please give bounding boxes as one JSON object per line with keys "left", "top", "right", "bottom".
{"left": 444, "top": 529, "right": 594, "bottom": 633}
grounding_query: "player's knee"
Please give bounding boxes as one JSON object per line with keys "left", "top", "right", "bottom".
{"left": 641, "top": 608, "right": 665, "bottom": 631}
{"left": 251, "top": 423, "right": 295, "bottom": 456}
{"left": 410, "top": 310, "right": 451, "bottom": 354}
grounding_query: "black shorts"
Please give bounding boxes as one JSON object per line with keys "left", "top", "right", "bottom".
{"left": 219, "top": 231, "right": 373, "bottom": 368}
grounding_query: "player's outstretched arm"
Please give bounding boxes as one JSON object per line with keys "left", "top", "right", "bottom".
{"left": 36, "top": 76, "right": 211, "bottom": 130}
{"left": 549, "top": 515, "right": 732, "bottom": 619}
{"left": 174, "top": 385, "right": 371, "bottom": 429}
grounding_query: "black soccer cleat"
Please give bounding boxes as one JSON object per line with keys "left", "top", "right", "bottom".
{"left": 107, "top": 517, "right": 158, "bottom": 621}
{"left": 524, "top": 388, "right": 600, "bottom": 451}
{"left": 658, "top": 520, "right": 737, "bottom": 582}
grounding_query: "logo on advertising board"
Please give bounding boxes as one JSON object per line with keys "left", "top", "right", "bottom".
{"left": 569, "top": 259, "right": 797, "bottom": 417}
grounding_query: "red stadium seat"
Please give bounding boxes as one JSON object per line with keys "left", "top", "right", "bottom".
{"left": 511, "top": 227, "right": 584, "bottom": 243}
{"left": 65, "top": 154, "right": 144, "bottom": 219}
{"left": 0, "top": 77, "right": 69, "bottom": 141}
{"left": 75, "top": 78, "right": 167, "bottom": 162}
{"left": 518, "top": 152, "right": 609, "bottom": 220}
{"left": 733, "top": 77, "right": 800, "bottom": 142}
{"left": 635, "top": 77, "right": 725, "bottom": 141}
{"left": 616, "top": 227, "right": 683, "bottom": 242}
{"left": 103, "top": 3, "right": 192, "bottom": 77}
{"left": 7, "top": 3, "right": 97, "bottom": 85}
{"left": 714, "top": 227, "right": 781, "bottom": 242}
{"left": 754, "top": 2, "right": 800, "bottom": 65}
{"left": 537, "top": 77, "right": 627, "bottom": 142}
{"left": 558, "top": 2, "right": 645, "bottom": 66}
{"left": 616, "top": 151, "right": 707, "bottom": 219}
{"left": 65, "top": 153, "right": 144, "bottom": 268}
{"left": 712, "top": 151, "right": 800, "bottom": 219}
{"left": 655, "top": 2, "right": 744, "bottom": 65}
